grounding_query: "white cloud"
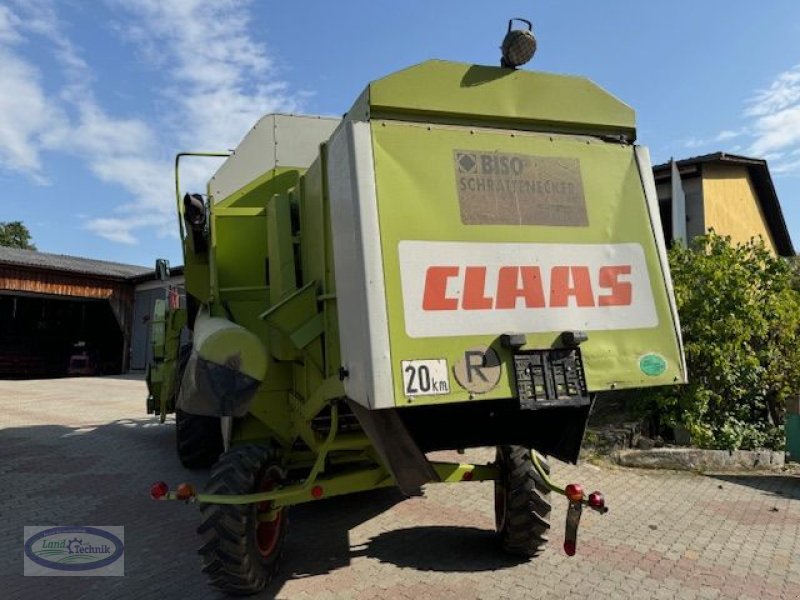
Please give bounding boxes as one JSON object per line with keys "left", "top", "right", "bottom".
{"left": 0, "top": 48, "right": 67, "bottom": 179}
{"left": 742, "top": 65, "right": 800, "bottom": 172}
{"left": 92, "top": 0, "right": 303, "bottom": 241}
{"left": 746, "top": 65, "right": 800, "bottom": 118}
{"left": 715, "top": 129, "right": 743, "bottom": 142}
{"left": 0, "top": 0, "right": 303, "bottom": 245}
{"left": 682, "top": 64, "right": 800, "bottom": 175}
{"left": 681, "top": 129, "right": 746, "bottom": 151}
{"left": 113, "top": 0, "right": 301, "bottom": 149}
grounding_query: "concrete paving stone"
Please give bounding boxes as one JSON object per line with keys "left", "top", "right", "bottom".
{"left": 2, "top": 376, "right": 800, "bottom": 599}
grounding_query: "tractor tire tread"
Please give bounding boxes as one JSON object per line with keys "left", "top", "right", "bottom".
{"left": 496, "top": 445, "right": 551, "bottom": 558}
{"left": 197, "top": 444, "right": 286, "bottom": 596}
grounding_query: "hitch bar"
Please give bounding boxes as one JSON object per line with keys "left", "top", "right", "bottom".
{"left": 531, "top": 451, "right": 608, "bottom": 556}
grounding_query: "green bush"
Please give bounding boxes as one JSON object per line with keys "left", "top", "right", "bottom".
{"left": 639, "top": 231, "right": 800, "bottom": 450}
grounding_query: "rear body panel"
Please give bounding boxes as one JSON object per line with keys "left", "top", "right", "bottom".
{"left": 327, "top": 116, "right": 684, "bottom": 410}
{"left": 372, "top": 122, "right": 684, "bottom": 408}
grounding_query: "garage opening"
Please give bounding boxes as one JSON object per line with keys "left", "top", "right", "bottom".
{"left": 0, "top": 293, "right": 124, "bottom": 379}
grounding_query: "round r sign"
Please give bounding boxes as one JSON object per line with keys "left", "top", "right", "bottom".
{"left": 453, "top": 345, "right": 502, "bottom": 394}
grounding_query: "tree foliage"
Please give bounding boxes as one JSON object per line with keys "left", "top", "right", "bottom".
{"left": 0, "top": 221, "right": 36, "bottom": 250}
{"left": 641, "top": 231, "right": 800, "bottom": 450}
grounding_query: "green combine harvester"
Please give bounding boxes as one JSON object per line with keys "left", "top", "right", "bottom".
{"left": 147, "top": 20, "right": 686, "bottom": 595}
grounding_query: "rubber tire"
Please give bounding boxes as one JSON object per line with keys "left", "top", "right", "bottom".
{"left": 176, "top": 408, "right": 224, "bottom": 469}
{"left": 494, "top": 445, "right": 551, "bottom": 557}
{"left": 198, "top": 445, "right": 288, "bottom": 596}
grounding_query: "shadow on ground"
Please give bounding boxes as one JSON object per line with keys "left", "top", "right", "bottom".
{"left": 707, "top": 473, "right": 800, "bottom": 499}
{"left": 353, "top": 525, "right": 525, "bottom": 571}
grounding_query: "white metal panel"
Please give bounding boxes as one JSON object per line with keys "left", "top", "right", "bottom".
{"left": 209, "top": 114, "right": 339, "bottom": 203}
{"left": 327, "top": 121, "right": 394, "bottom": 409}
{"left": 635, "top": 146, "right": 688, "bottom": 383}
{"left": 671, "top": 159, "right": 687, "bottom": 244}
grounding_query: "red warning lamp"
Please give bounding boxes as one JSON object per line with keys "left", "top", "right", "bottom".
{"left": 150, "top": 481, "right": 169, "bottom": 500}
{"left": 588, "top": 491, "right": 605, "bottom": 509}
{"left": 311, "top": 485, "right": 324, "bottom": 499}
{"left": 565, "top": 483, "right": 584, "bottom": 503}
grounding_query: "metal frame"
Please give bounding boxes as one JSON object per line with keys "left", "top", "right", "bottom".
{"left": 162, "top": 399, "right": 500, "bottom": 507}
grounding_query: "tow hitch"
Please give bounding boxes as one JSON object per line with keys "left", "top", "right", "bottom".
{"left": 531, "top": 452, "right": 608, "bottom": 556}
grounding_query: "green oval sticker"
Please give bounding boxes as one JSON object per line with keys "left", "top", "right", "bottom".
{"left": 639, "top": 354, "right": 667, "bottom": 377}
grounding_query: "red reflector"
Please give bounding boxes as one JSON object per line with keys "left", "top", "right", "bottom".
{"left": 176, "top": 482, "right": 195, "bottom": 501}
{"left": 588, "top": 491, "right": 605, "bottom": 508}
{"left": 311, "top": 485, "right": 324, "bottom": 499}
{"left": 461, "top": 470, "right": 474, "bottom": 481}
{"left": 150, "top": 481, "right": 169, "bottom": 500}
{"left": 564, "top": 540, "right": 576, "bottom": 556}
{"left": 565, "top": 483, "right": 584, "bottom": 502}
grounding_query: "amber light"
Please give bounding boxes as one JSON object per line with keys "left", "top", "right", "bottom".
{"left": 565, "top": 483, "right": 584, "bottom": 502}
{"left": 176, "top": 483, "right": 196, "bottom": 501}
{"left": 150, "top": 481, "right": 169, "bottom": 500}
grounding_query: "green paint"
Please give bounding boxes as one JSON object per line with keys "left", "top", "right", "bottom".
{"left": 370, "top": 120, "right": 685, "bottom": 405}
{"left": 366, "top": 60, "right": 636, "bottom": 140}
{"left": 639, "top": 354, "right": 667, "bottom": 377}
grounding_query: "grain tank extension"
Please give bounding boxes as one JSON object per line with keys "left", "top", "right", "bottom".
{"left": 147, "top": 22, "right": 685, "bottom": 595}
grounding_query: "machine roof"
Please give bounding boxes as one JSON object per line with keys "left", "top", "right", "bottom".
{"left": 357, "top": 60, "right": 636, "bottom": 140}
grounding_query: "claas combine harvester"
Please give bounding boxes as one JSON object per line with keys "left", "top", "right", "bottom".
{"left": 146, "top": 20, "right": 686, "bottom": 595}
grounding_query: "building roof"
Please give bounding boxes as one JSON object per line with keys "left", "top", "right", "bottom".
{"left": 652, "top": 152, "right": 795, "bottom": 257}
{"left": 0, "top": 247, "right": 152, "bottom": 280}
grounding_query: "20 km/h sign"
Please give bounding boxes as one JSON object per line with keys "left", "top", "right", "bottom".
{"left": 401, "top": 359, "right": 450, "bottom": 397}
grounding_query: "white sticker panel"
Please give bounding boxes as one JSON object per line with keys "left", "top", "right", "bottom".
{"left": 398, "top": 241, "right": 658, "bottom": 338}
{"left": 400, "top": 359, "right": 450, "bottom": 396}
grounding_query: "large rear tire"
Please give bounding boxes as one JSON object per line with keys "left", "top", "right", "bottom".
{"left": 494, "top": 445, "right": 551, "bottom": 557}
{"left": 176, "top": 408, "right": 223, "bottom": 469}
{"left": 198, "top": 444, "right": 288, "bottom": 596}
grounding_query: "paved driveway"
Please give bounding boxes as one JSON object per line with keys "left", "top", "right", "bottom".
{"left": 1, "top": 377, "right": 799, "bottom": 599}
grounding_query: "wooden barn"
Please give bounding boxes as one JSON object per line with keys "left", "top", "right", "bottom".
{"left": 0, "top": 247, "right": 151, "bottom": 378}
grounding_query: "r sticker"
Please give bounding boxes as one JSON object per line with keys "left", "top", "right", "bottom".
{"left": 639, "top": 354, "right": 667, "bottom": 377}
{"left": 401, "top": 359, "right": 450, "bottom": 397}
{"left": 453, "top": 346, "right": 501, "bottom": 394}
{"left": 454, "top": 150, "right": 587, "bottom": 227}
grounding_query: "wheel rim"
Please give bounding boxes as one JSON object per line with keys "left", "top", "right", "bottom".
{"left": 255, "top": 468, "right": 284, "bottom": 558}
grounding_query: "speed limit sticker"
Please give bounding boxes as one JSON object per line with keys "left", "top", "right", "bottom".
{"left": 401, "top": 359, "right": 450, "bottom": 397}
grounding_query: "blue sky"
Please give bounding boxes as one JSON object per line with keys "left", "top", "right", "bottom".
{"left": 2, "top": 0, "right": 800, "bottom": 267}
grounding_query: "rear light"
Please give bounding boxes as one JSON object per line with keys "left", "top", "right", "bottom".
{"left": 150, "top": 481, "right": 169, "bottom": 500}
{"left": 461, "top": 470, "right": 474, "bottom": 481}
{"left": 176, "top": 482, "right": 195, "bottom": 501}
{"left": 311, "top": 485, "right": 324, "bottom": 499}
{"left": 563, "top": 540, "right": 576, "bottom": 556}
{"left": 565, "top": 483, "right": 584, "bottom": 502}
{"left": 588, "top": 491, "right": 605, "bottom": 509}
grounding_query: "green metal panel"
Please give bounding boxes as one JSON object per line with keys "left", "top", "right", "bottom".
{"left": 267, "top": 193, "right": 297, "bottom": 305}
{"left": 215, "top": 167, "right": 301, "bottom": 208}
{"left": 364, "top": 60, "right": 636, "bottom": 140}
{"left": 370, "top": 120, "right": 684, "bottom": 408}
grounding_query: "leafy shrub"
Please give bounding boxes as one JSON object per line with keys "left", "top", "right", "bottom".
{"left": 639, "top": 231, "right": 800, "bottom": 450}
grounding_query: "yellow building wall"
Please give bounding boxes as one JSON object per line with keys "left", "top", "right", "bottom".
{"left": 702, "top": 164, "right": 777, "bottom": 253}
